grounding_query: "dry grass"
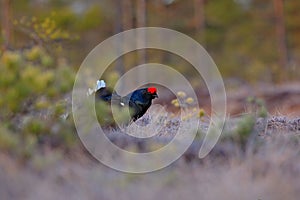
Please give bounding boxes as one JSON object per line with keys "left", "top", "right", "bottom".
{"left": 0, "top": 109, "right": 299, "bottom": 200}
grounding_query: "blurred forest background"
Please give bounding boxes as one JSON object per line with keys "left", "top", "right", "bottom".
{"left": 2, "top": 0, "right": 300, "bottom": 82}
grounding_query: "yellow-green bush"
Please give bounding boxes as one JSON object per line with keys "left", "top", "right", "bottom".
{"left": 0, "top": 46, "right": 76, "bottom": 155}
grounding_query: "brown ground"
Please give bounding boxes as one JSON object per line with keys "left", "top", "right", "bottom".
{"left": 157, "top": 82, "right": 300, "bottom": 117}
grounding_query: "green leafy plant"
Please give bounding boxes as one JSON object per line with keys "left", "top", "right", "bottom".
{"left": 0, "top": 43, "right": 76, "bottom": 156}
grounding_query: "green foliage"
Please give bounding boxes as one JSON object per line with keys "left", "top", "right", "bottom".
{"left": 235, "top": 114, "right": 256, "bottom": 144}
{"left": 0, "top": 45, "right": 76, "bottom": 157}
{"left": 246, "top": 96, "right": 268, "bottom": 118}
{"left": 0, "top": 125, "right": 19, "bottom": 152}
{"left": 220, "top": 114, "right": 257, "bottom": 152}
{"left": 0, "top": 48, "right": 59, "bottom": 114}
{"left": 15, "top": 16, "right": 71, "bottom": 43}
{"left": 77, "top": 6, "right": 104, "bottom": 30}
{"left": 223, "top": 97, "right": 268, "bottom": 148}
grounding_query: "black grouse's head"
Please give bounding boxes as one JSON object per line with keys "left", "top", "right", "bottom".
{"left": 129, "top": 87, "right": 158, "bottom": 103}
{"left": 146, "top": 87, "right": 158, "bottom": 99}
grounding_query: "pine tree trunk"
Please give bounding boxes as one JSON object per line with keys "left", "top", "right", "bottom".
{"left": 273, "top": 0, "right": 288, "bottom": 82}
{"left": 136, "top": 0, "right": 147, "bottom": 83}
{"left": 1, "top": 0, "right": 12, "bottom": 50}
{"left": 194, "top": 0, "right": 205, "bottom": 44}
{"left": 114, "top": 0, "right": 125, "bottom": 89}
{"left": 121, "top": 0, "right": 133, "bottom": 90}
{"left": 122, "top": 0, "right": 133, "bottom": 30}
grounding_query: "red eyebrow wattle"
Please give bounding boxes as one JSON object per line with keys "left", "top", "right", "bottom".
{"left": 147, "top": 87, "right": 157, "bottom": 94}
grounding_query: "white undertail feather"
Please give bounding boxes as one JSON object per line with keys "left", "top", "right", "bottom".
{"left": 96, "top": 80, "right": 106, "bottom": 90}
{"left": 87, "top": 80, "right": 106, "bottom": 96}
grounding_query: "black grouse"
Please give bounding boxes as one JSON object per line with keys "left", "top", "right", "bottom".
{"left": 91, "top": 80, "right": 158, "bottom": 122}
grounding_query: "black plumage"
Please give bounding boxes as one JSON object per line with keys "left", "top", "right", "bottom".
{"left": 94, "top": 81, "right": 158, "bottom": 122}
{"left": 120, "top": 88, "right": 158, "bottom": 121}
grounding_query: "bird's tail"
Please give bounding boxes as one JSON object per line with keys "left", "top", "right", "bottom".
{"left": 87, "top": 80, "right": 106, "bottom": 96}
